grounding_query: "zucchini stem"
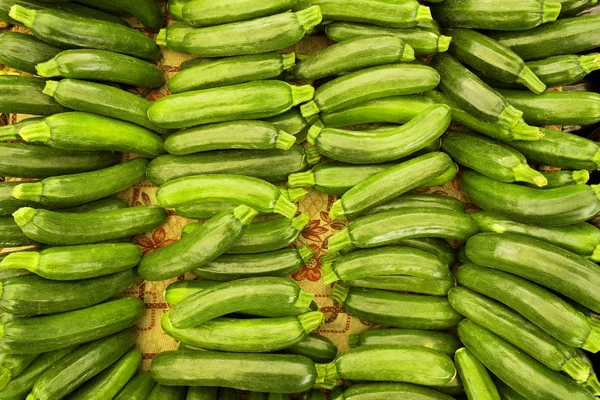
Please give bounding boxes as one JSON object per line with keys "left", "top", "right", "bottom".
{"left": 287, "top": 187, "right": 308, "bottom": 202}
{"left": 295, "top": 6, "right": 323, "bottom": 33}
{"left": 42, "top": 80, "right": 59, "bottom": 97}
{"left": 329, "top": 200, "right": 347, "bottom": 222}
{"left": 232, "top": 204, "right": 258, "bottom": 225}
{"left": 512, "top": 164, "right": 547, "bottom": 187}
{"left": 511, "top": 122, "right": 544, "bottom": 141}
{"left": 578, "top": 54, "right": 600, "bottom": 75}
{"left": 0, "top": 125, "right": 17, "bottom": 142}
{"left": 584, "top": 372, "right": 600, "bottom": 395}
{"left": 497, "top": 105, "right": 523, "bottom": 130}
{"left": 562, "top": 355, "right": 593, "bottom": 383}
{"left": 300, "top": 101, "right": 320, "bottom": 119}
{"left": 35, "top": 59, "right": 61, "bottom": 78}
{"left": 0, "top": 251, "right": 40, "bottom": 273}
{"left": 415, "top": 5, "right": 432, "bottom": 22}
{"left": 542, "top": 1, "right": 562, "bottom": 23}
{"left": 8, "top": 5, "right": 36, "bottom": 28}
{"left": 306, "top": 121, "right": 324, "bottom": 145}
{"left": 304, "top": 146, "right": 322, "bottom": 165}
{"left": 275, "top": 130, "right": 297, "bottom": 150}
{"left": 12, "top": 182, "right": 44, "bottom": 202}
{"left": 591, "top": 245, "right": 600, "bottom": 263}
{"left": 273, "top": 195, "right": 297, "bottom": 218}
{"left": 294, "top": 289, "right": 314, "bottom": 309}
{"left": 582, "top": 316, "right": 600, "bottom": 353}
{"left": 298, "top": 311, "right": 323, "bottom": 334}
{"left": 12, "top": 207, "right": 37, "bottom": 228}
{"left": 18, "top": 121, "right": 53, "bottom": 144}
{"left": 320, "top": 260, "right": 340, "bottom": 285}
{"left": 438, "top": 35, "right": 452, "bottom": 53}
{"left": 298, "top": 244, "right": 314, "bottom": 264}
{"left": 330, "top": 283, "right": 349, "bottom": 306}
{"left": 288, "top": 170, "right": 316, "bottom": 189}
{"left": 400, "top": 44, "right": 415, "bottom": 62}
{"left": 573, "top": 170, "right": 590, "bottom": 185}
{"left": 291, "top": 85, "right": 315, "bottom": 106}
{"left": 282, "top": 52, "right": 296, "bottom": 70}
{"left": 328, "top": 228, "right": 352, "bottom": 254}
{"left": 314, "top": 362, "right": 339, "bottom": 389}
{"left": 516, "top": 66, "right": 546, "bottom": 95}
{"left": 155, "top": 28, "right": 168, "bottom": 46}
{"left": 291, "top": 213, "right": 310, "bottom": 231}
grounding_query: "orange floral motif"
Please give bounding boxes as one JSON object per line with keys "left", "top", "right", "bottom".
{"left": 301, "top": 218, "right": 328, "bottom": 242}
{"left": 292, "top": 243, "right": 322, "bottom": 282}
{"left": 135, "top": 227, "right": 177, "bottom": 255}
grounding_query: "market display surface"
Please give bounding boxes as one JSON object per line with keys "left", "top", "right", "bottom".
{"left": 1, "top": 0, "right": 600, "bottom": 399}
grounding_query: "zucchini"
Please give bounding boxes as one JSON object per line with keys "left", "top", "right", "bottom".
{"left": 183, "top": 7, "right": 322, "bottom": 57}
{"left": 495, "top": 380, "right": 528, "bottom": 400}
{"left": 219, "top": 388, "right": 240, "bottom": 400}
{"left": 165, "top": 121, "right": 296, "bottom": 154}
{"left": 36, "top": 49, "right": 164, "bottom": 88}
{"left": 466, "top": 232, "right": 600, "bottom": 314}
{"left": 156, "top": 21, "right": 194, "bottom": 53}
{"left": 349, "top": 329, "right": 461, "bottom": 357}
{"left": 193, "top": 245, "right": 314, "bottom": 281}
{"left": 430, "top": 0, "right": 561, "bottom": 31}
{"left": 70, "top": 348, "right": 142, "bottom": 400}
{"left": 328, "top": 207, "right": 478, "bottom": 254}
{"left": 168, "top": 0, "right": 191, "bottom": 19}
{"left": 458, "top": 319, "right": 596, "bottom": 400}
{"left": 471, "top": 211, "right": 600, "bottom": 260}
{"left": 290, "top": 35, "right": 414, "bottom": 80}
{"left": 490, "top": 15, "right": 600, "bottom": 61}
{"left": 168, "top": 277, "right": 314, "bottom": 329}
{"left": 155, "top": 174, "right": 298, "bottom": 217}
{"left": 448, "top": 28, "right": 545, "bottom": 94}
{"left": 187, "top": 387, "right": 218, "bottom": 400}
{"left": 8, "top": 5, "right": 160, "bottom": 61}
{"left": 449, "top": 286, "right": 593, "bottom": 382}
{"left": 0, "top": 217, "right": 36, "bottom": 248}
{"left": 0, "top": 269, "right": 138, "bottom": 316}
{"left": 11, "top": 158, "right": 148, "bottom": 208}
{"left": 555, "top": 0, "right": 598, "bottom": 16}
{"left": 0, "top": 31, "right": 60, "bottom": 74}
{"left": 115, "top": 371, "right": 157, "bottom": 400}
{"left": 283, "top": 334, "right": 337, "bottom": 363}
{"left": 147, "top": 145, "right": 317, "bottom": 186}
{"left": 162, "top": 310, "right": 323, "bottom": 353}
{"left": 70, "top": 0, "right": 164, "bottom": 31}
{"left": 333, "top": 383, "right": 454, "bottom": 400}
{"left": 455, "top": 347, "right": 501, "bottom": 400}
{"left": 0, "top": 75, "right": 67, "bottom": 116}
{"left": 328, "top": 152, "right": 453, "bottom": 220}
{"left": 12, "top": 206, "right": 168, "bottom": 245}
{"left": 456, "top": 263, "right": 600, "bottom": 352}
{"left": 308, "top": 105, "right": 451, "bottom": 164}
{"left": 324, "top": 345, "right": 456, "bottom": 387}
{"left": 461, "top": 170, "right": 600, "bottom": 226}
{"left": 18, "top": 112, "right": 166, "bottom": 158}
{"left": 182, "top": 0, "right": 297, "bottom": 26}
{"left": 265, "top": 109, "right": 310, "bottom": 143}
{"left": 149, "top": 384, "right": 189, "bottom": 400}
{"left": 0, "top": 117, "right": 43, "bottom": 143}
{"left": 0, "top": 143, "right": 119, "bottom": 179}
{"left": 300, "top": 64, "right": 440, "bottom": 118}
{"left": 60, "top": 196, "right": 128, "bottom": 213}
{"left": 0, "top": 181, "right": 40, "bottom": 217}
{"left": 304, "top": 390, "right": 325, "bottom": 400}
{"left": 149, "top": 81, "right": 314, "bottom": 129}
{"left": 344, "top": 274, "right": 455, "bottom": 296}
{"left": 0, "top": 352, "right": 38, "bottom": 390}
{"left": 365, "top": 193, "right": 465, "bottom": 215}
{"left": 442, "top": 131, "right": 546, "bottom": 186}
{"left": 499, "top": 89, "right": 600, "bottom": 126}
{"left": 138, "top": 205, "right": 257, "bottom": 281}
{"left": 150, "top": 350, "right": 321, "bottom": 393}
{"left": 532, "top": 170, "right": 590, "bottom": 188}
{"left": 325, "top": 22, "right": 452, "bottom": 57}
{"left": 169, "top": 52, "right": 296, "bottom": 93}
{"left": 331, "top": 285, "right": 462, "bottom": 329}
{"left": 0, "top": 298, "right": 142, "bottom": 354}
{"left": 28, "top": 328, "right": 136, "bottom": 400}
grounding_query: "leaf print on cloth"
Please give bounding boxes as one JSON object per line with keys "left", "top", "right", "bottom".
{"left": 292, "top": 243, "right": 322, "bottom": 282}
{"left": 135, "top": 227, "right": 177, "bottom": 255}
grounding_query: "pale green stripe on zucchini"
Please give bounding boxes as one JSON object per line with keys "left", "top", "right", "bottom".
{"left": 455, "top": 347, "right": 501, "bottom": 400}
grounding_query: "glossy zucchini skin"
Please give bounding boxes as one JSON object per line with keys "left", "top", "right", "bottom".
{"left": 455, "top": 347, "right": 501, "bottom": 400}
{"left": 149, "top": 385, "right": 189, "bottom": 400}
{"left": 365, "top": 193, "right": 465, "bottom": 215}
{"left": 0, "top": 182, "right": 39, "bottom": 217}
{"left": 461, "top": 170, "right": 600, "bottom": 226}
{"left": 0, "top": 75, "right": 67, "bottom": 116}
{"left": 334, "top": 383, "right": 455, "bottom": 400}
{"left": 169, "top": 52, "right": 295, "bottom": 93}
{"left": 331, "top": 285, "right": 462, "bottom": 329}
{"left": 0, "top": 217, "right": 36, "bottom": 248}
{"left": 345, "top": 274, "right": 455, "bottom": 296}
{"left": 283, "top": 334, "right": 338, "bottom": 363}
{"left": 349, "top": 329, "right": 461, "bottom": 357}
{"left": 183, "top": 7, "right": 322, "bottom": 57}
{"left": 71, "top": 0, "right": 164, "bottom": 31}
{"left": 0, "top": 297, "right": 143, "bottom": 354}
{"left": 182, "top": 0, "right": 297, "bottom": 26}
{"left": 0, "top": 31, "right": 59, "bottom": 74}
{"left": 151, "top": 350, "right": 319, "bottom": 393}
{"left": 12, "top": 206, "right": 168, "bottom": 245}
{"left": 491, "top": 15, "right": 600, "bottom": 60}
{"left": 114, "top": 371, "right": 158, "bottom": 400}
{"left": 458, "top": 320, "right": 596, "bottom": 400}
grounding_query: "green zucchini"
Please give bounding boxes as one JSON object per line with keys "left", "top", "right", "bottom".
{"left": 283, "top": 334, "right": 337, "bottom": 363}
{"left": 115, "top": 371, "right": 157, "bottom": 400}
{"left": 169, "top": 52, "right": 296, "bottom": 93}
{"left": 499, "top": 89, "right": 600, "bottom": 126}
{"left": 138, "top": 205, "right": 257, "bottom": 281}
{"left": 349, "top": 329, "right": 461, "bottom": 357}
{"left": 183, "top": 7, "right": 322, "bottom": 56}
{"left": 290, "top": 35, "right": 414, "bottom": 80}
{"left": 8, "top": 5, "right": 160, "bottom": 61}
{"left": 182, "top": 0, "right": 296, "bottom": 26}
{"left": 147, "top": 145, "right": 317, "bottom": 186}
{"left": 328, "top": 207, "right": 478, "bottom": 254}
{"left": 60, "top": 197, "right": 128, "bottom": 213}
{"left": 156, "top": 21, "right": 194, "bottom": 53}
{"left": 150, "top": 350, "right": 321, "bottom": 393}
{"left": 0, "top": 31, "right": 60, "bottom": 74}
{"left": 148, "top": 384, "right": 189, "bottom": 400}
{"left": 300, "top": 64, "right": 439, "bottom": 118}
{"left": 169, "top": 277, "right": 314, "bottom": 328}
{"left": 155, "top": 174, "right": 298, "bottom": 217}
{"left": 219, "top": 388, "right": 240, "bottom": 400}
{"left": 466, "top": 232, "right": 600, "bottom": 314}
{"left": 455, "top": 347, "right": 501, "bottom": 400}
{"left": 528, "top": 170, "right": 590, "bottom": 188}
{"left": 495, "top": 380, "right": 528, "bottom": 400}
{"left": 333, "top": 383, "right": 455, "bottom": 400}
{"left": 461, "top": 170, "right": 600, "bottom": 226}
{"left": 168, "top": 0, "right": 191, "bottom": 19}
{"left": 0, "top": 269, "right": 138, "bottom": 316}
{"left": 449, "top": 286, "right": 593, "bottom": 382}
{"left": 187, "top": 386, "right": 218, "bottom": 400}
{"left": 328, "top": 152, "right": 453, "bottom": 220}
{"left": 0, "top": 143, "right": 119, "bottom": 179}
{"left": 555, "top": 0, "right": 598, "bottom": 16}
{"left": 456, "top": 263, "right": 600, "bottom": 352}
{"left": 265, "top": 109, "right": 310, "bottom": 143}
{"left": 0, "top": 217, "right": 36, "bottom": 248}
{"left": 162, "top": 310, "right": 323, "bottom": 353}
{"left": 308, "top": 105, "right": 451, "bottom": 164}
{"left": 365, "top": 193, "right": 465, "bottom": 215}
{"left": 304, "top": 390, "right": 325, "bottom": 400}
{"left": 442, "top": 131, "right": 546, "bottom": 186}
{"left": 490, "top": 15, "right": 600, "bottom": 61}
{"left": 36, "top": 49, "right": 164, "bottom": 88}
{"left": 448, "top": 28, "right": 545, "bottom": 94}
{"left": 331, "top": 285, "right": 462, "bottom": 329}
{"left": 193, "top": 245, "right": 313, "bottom": 281}
{"left": 471, "top": 211, "right": 600, "bottom": 260}
{"left": 70, "top": 0, "right": 164, "bottom": 31}
{"left": 325, "top": 22, "right": 452, "bottom": 57}
{"left": 0, "top": 182, "right": 40, "bottom": 217}
{"left": 11, "top": 158, "right": 147, "bottom": 208}
{"left": 12, "top": 206, "right": 167, "bottom": 245}
{"left": 70, "top": 348, "right": 142, "bottom": 400}
{"left": 18, "top": 112, "right": 166, "bottom": 158}
{"left": 344, "top": 274, "right": 455, "bottom": 296}
{"left": 430, "top": 0, "right": 561, "bottom": 31}
{"left": 28, "top": 328, "right": 136, "bottom": 400}
{"left": 0, "top": 352, "right": 38, "bottom": 390}
{"left": 0, "top": 117, "right": 43, "bottom": 143}
{"left": 458, "top": 319, "right": 596, "bottom": 400}
{"left": 0, "top": 75, "right": 67, "bottom": 116}
{"left": 0, "top": 255, "right": 31, "bottom": 280}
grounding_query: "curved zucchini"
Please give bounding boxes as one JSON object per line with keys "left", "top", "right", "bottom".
{"left": 331, "top": 285, "right": 462, "bottom": 330}
{"left": 36, "top": 49, "right": 164, "bottom": 88}
{"left": 182, "top": 0, "right": 297, "bottom": 26}
{"left": 461, "top": 170, "right": 600, "bottom": 226}
{"left": 0, "top": 75, "right": 67, "bottom": 116}
{"left": 71, "top": 0, "right": 164, "bottom": 31}
{"left": 283, "top": 334, "right": 338, "bottom": 363}
{"left": 0, "top": 31, "right": 60, "bottom": 74}
{"left": 148, "top": 384, "right": 189, "bottom": 400}
{"left": 115, "top": 371, "right": 157, "bottom": 400}
{"left": 349, "top": 329, "right": 461, "bottom": 357}
{"left": 365, "top": 193, "right": 465, "bottom": 215}
{"left": 183, "top": 7, "right": 322, "bottom": 57}
{"left": 8, "top": 6, "right": 160, "bottom": 61}
{"left": 138, "top": 205, "right": 257, "bottom": 281}
{"left": 12, "top": 206, "right": 168, "bottom": 245}
{"left": 455, "top": 347, "right": 501, "bottom": 400}
{"left": 345, "top": 274, "right": 455, "bottom": 296}
{"left": 0, "top": 181, "right": 40, "bottom": 217}
{"left": 334, "top": 383, "right": 454, "bottom": 400}
{"left": 0, "top": 217, "right": 36, "bottom": 248}
{"left": 18, "top": 112, "right": 165, "bottom": 158}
